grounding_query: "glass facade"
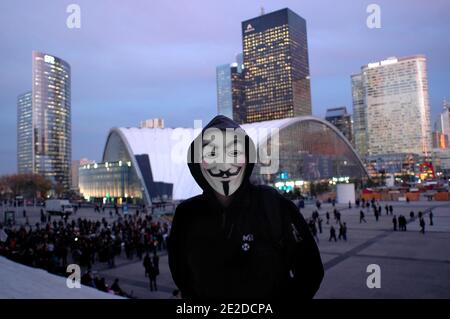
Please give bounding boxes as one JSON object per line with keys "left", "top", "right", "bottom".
{"left": 352, "top": 56, "right": 432, "bottom": 158}
{"left": 325, "top": 107, "right": 353, "bottom": 145}
{"left": 231, "top": 65, "right": 246, "bottom": 124}
{"left": 32, "top": 51, "right": 71, "bottom": 189}
{"left": 365, "top": 153, "right": 420, "bottom": 177}
{"left": 242, "top": 8, "right": 311, "bottom": 123}
{"left": 216, "top": 64, "right": 233, "bottom": 119}
{"left": 351, "top": 73, "right": 368, "bottom": 158}
{"left": 252, "top": 119, "right": 367, "bottom": 187}
{"left": 78, "top": 160, "right": 142, "bottom": 203}
{"left": 17, "top": 91, "right": 33, "bottom": 173}
{"left": 216, "top": 62, "right": 245, "bottom": 122}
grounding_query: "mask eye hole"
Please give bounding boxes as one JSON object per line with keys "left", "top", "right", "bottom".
{"left": 228, "top": 150, "right": 242, "bottom": 157}
{"left": 203, "top": 146, "right": 218, "bottom": 159}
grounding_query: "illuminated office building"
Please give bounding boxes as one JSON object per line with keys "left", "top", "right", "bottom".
{"left": 351, "top": 73, "right": 368, "bottom": 158}
{"left": 216, "top": 55, "right": 245, "bottom": 122}
{"left": 17, "top": 51, "right": 71, "bottom": 189}
{"left": 352, "top": 56, "right": 432, "bottom": 158}
{"left": 17, "top": 91, "right": 33, "bottom": 173}
{"left": 242, "top": 8, "right": 311, "bottom": 123}
{"left": 325, "top": 107, "right": 353, "bottom": 145}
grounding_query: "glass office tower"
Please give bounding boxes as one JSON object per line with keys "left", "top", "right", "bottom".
{"left": 216, "top": 64, "right": 233, "bottom": 119}
{"left": 325, "top": 107, "right": 353, "bottom": 145}
{"left": 17, "top": 91, "right": 33, "bottom": 173}
{"left": 242, "top": 8, "right": 311, "bottom": 123}
{"left": 352, "top": 56, "right": 432, "bottom": 158}
{"left": 31, "top": 51, "right": 71, "bottom": 189}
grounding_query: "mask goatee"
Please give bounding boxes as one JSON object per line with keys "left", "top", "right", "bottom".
{"left": 222, "top": 181, "right": 230, "bottom": 196}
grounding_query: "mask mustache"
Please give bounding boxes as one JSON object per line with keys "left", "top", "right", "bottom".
{"left": 207, "top": 166, "right": 242, "bottom": 178}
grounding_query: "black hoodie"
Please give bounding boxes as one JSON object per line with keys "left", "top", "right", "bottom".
{"left": 168, "top": 115, "right": 324, "bottom": 300}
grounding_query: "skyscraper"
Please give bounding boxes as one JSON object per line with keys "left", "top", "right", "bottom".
{"left": 216, "top": 63, "right": 234, "bottom": 119}
{"left": 351, "top": 73, "right": 368, "bottom": 157}
{"left": 242, "top": 8, "right": 311, "bottom": 123}
{"left": 17, "top": 91, "right": 33, "bottom": 173}
{"left": 325, "top": 107, "right": 353, "bottom": 144}
{"left": 352, "top": 55, "right": 432, "bottom": 158}
{"left": 216, "top": 54, "right": 245, "bottom": 123}
{"left": 17, "top": 51, "right": 71, "bottom": 189}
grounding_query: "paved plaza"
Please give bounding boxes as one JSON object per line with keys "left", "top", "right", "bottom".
{"left": 1, "top": 201, "right": 450, "bottom": 299}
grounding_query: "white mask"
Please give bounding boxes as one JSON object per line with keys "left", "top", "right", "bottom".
{"left": 200, "top": 128, "right": 246, "bottom": 197}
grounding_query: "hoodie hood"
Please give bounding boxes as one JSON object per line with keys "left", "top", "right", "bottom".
{"left": 187, "top": 115, "right": 257, "bottom": 197}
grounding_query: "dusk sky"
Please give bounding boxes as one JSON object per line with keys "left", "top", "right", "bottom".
{"left": 1, "top": 0, "right": 449, "bottom": 175}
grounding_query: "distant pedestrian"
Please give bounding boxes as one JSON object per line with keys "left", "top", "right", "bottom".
{"left": 317, "top": 218, "right": 323, "bottom": 234}
{"left": 316, "top": 200, "right": 321, "bottom": 210}
{"left": 393, "top": 215, "right": 397, "bottom": 231}
{"left": 360, "top": 210, "right": 367, "bottom": 223}
{"left": 385, "top": 205, "right": 389, "bottom": 215}
{"left": 410, "top": 211, "right": 414, "bottom": 220}
{"left": 148, "top": 263, "right": 158, "bottom": 291}
{"left": 374, "top": 210, "right": 379, "bottom": 222}
{"left": 348, "top": 201, "right": 352, "bottom": 209}
{"left": 143, "top": 253, "right": 151, "bottom": 277}
{"left": 429, "top": 211, "right": 434, "bottom": 226}
{"left": 389, "top": 205, "right": 393, "bottom": 215}
{"left": 329, "top": 226, "right": 337, "bottom": 242}
{"left": 326, "top": 212, "right": 330, "bottom": 224}
{"left": 419, "top": 217, "right": 425, "bottom": 234}
{"left": 338, "top": 223, "right": 347, "bottom": 241}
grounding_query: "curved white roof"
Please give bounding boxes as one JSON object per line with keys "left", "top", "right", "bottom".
{"left": 104, "top": 116, "right": 366, "bottom": 204}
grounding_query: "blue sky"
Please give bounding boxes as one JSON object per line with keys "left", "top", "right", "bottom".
{"left": 0, "top": 0, "right": 449, "bottom": 174}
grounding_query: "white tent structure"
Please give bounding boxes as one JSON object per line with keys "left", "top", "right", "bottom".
{"left": 99, "top": 116, "right": 367, "bottom": 205}
{"left": 0, "top": 256, "right": 122, "bottom": 299}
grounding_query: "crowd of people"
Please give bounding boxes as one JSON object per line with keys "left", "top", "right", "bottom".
{"left": 302, "top": 197, "right": 436, "bottom": 243}
{"left": 0, "top": 212, "right": 170, "bottom": 297}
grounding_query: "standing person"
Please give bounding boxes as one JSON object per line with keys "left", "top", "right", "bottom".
{"left": 348, "top": 201, "right": 352, "bottom": 209}
{"left": 385, "top": 205, "right": 389, "bottom": 215}
{"left": 341, "top": 223, "right": 347, "bottom": 241}
{"left": 317, "top": 217, "right": 323, "bottom": 234}
{"left": 152, "top": 252, "right": 160, "bottom": 278}
{"left": 338, "top": 223, "right": 344, "bottom": 240}
{"left": 419, "top": 217, "right": 426, "bottom": 234}
{"left": 329, "top": 226, "right": 337, "bottom": 242}
{"left": 374, "top": 209, "right": 379, "bottom": 222}
{"left": 429, "top": 211, "right": 434, "bottom": 226}
{"left": 148, "top": 263, "right": 158, "bottom": 291}
{"left": 335, "top": 211, "right": 341, "bottom": 224}
{"left": 168, "top": 116, "right": 323, "bottom": 299}
{"left": 360, "top": 210, "right": 367, "bottom": 223}
{"left": 389, "top": 205, "right": 393, "bottom": 215}
{"left": 393, "top": 215, "right": 398, "bottom": 231}
{"left": 325, "top": 212, "right": 330, "bottom": 225}
{"left": 143, "top": 253, "right": 151, "bottom": 277}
